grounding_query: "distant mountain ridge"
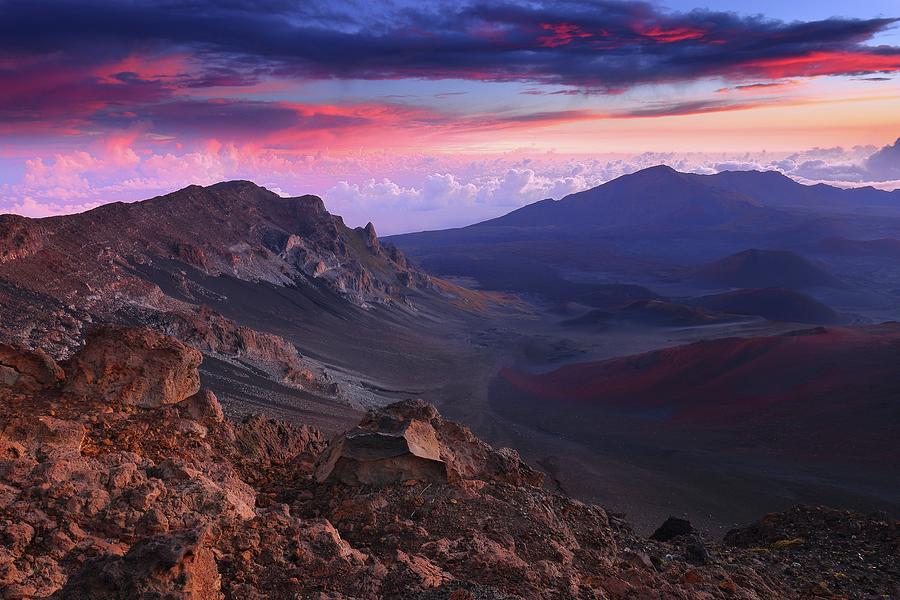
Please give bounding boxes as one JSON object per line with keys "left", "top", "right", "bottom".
{"left": 387, "top": 165, "right": 900, "bottom": 311}
{"left": 390, "top": 166, "right": 899, "bottom": 245}
{"left": 477, "top": 165, "right": 773, "bottom": 231}
{"left": 472, "top": 165, "right": 899, "bottom": 231}
{"left": 700, "top": 169, "right": 900, "bottom": 210}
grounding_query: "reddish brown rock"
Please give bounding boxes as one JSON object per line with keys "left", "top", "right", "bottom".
{"left": 174, "top": 242, "right": 210, "bottom": 271}
{"left": 1, "top": 416, "right": 85, "bottom": 459}
{"left": 315, "top": 415, "right": 447, "bottom": 486}
{"left": 65, "top": 325, "right": 201, "bottom": 407}
{"left": 320, "top": 399, "right": 544, "bottom": 488}
{"left": 0, "top": 343, "right": 64, "bottom": 390}
{"left": 0, "top": 326, "right": 894, "bottom": 600}
{"left": 180, "top": 388, "right": 225, "bottom": 423}
{"left": 55, "top": 528, "right": 222, "bottom": 600}
{"left": 0, "top": 215, "right": 43, "bottom": 264}
{"left": 389, "top": 550, "right": 451, "bottom": 589}
{"left": 231, "top": 414, "right": 323, "bottom": 470}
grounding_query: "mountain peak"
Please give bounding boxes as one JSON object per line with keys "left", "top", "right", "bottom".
{"left": 484, "top": 163, "right": 770, "bottom": 230}
{"left": 625, "top": 164, "right": 683, "bottom": 181}
{"left": 206, "top": 179, "right": 269, "bottom": 192}
{"left": 136, "top": 180, "right": 328, "bottom": 222}
{"left": 637, "top": 164, "right": 678, "bottom": 174}
{"left": 0, "top": 180, "right": 433, "bottom": 355}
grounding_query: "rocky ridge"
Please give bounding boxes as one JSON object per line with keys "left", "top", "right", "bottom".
{"left": 0, "top": 181, "right": 436, "bottom": 408}
{"left": 1, "top": 326, "right": 897, "bottom": 599}
{"left": 0, "top": 182, "right": 427, "bottom": 317}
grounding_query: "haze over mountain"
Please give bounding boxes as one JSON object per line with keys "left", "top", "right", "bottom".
{"left": 478, "top": 165, "right": 776, "bottom": 230}
{"left": 394, "top": 165, "right": 900, "bottom": 243}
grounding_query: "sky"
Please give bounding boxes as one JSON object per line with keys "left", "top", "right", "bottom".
{"left": 1, "top": 0, "right": 899, "bottom": 233}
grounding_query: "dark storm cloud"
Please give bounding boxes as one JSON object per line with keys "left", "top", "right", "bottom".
{"left": 1, "top": 0, "right": 898, "bottom": 93}
{"left": 0, "top": 55, "right": 175, "bottom": 125}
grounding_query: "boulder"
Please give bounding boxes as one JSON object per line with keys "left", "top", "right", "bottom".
{"left": 315, "top": 399, "right": 543, "bottom": 488}
{"left": 387, "top": 400, "right": 543, "bottom": 487}
{"left": 55, "top": 528, "right": 222, "bottom": 599}
{"left": 65, "top": 325, "right": 201, "bottom": 408}
{"left": 232, "top": 415, "right": 323, "bottom": 467}
{"left": 148, "top": 458, "right": 257, "bottom": 522}
{"left": 316, "top": 418, "right": 447, "bottom": 486}
{"left": 180, "top": 389, "right": 225, "bottom": 423}
{"left": 1, "top": 416, "right": 85, "bottom": 459}
{"left": 0, "top": 343, "right": 64, "bottom": 391}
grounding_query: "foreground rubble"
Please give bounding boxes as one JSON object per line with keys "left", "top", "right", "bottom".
{"left": 0, "top": 327, "right": 897, "bottom": 599}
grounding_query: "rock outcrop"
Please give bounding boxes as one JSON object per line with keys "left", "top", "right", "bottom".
{"left": 0, "top": 344, "right": 64, "bottom": 391}
{"left": 65, "top": 325, "right": 202, "bottom": 408}
{"left": 0, "top": 328, "right": 321, "bottom": 599}
{"left": 1, "top": 326, "right": 896, "bottom": 599}
{"left": 181, "top": 389, "right": 225, "bottom": 424}
{"left": 316, "top": 416, "right": 447, "bottom": 486}
{"left": 316, "top": 399, "right": 543, "bottom": 488}
{"left": 56, "top": 528, "right": 222, "bottom": 600}
{"left": 147, "top": 306, "right": 334, "bottom": 393}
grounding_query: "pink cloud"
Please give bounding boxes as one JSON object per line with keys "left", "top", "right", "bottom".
{"left": 537, "top": 23, "right": 594, "bottom": 48}
{"left": 93, "top": 53, "right": 189, "bottom": 84}
{"left": 636, "top": 25, "right": 707, "bottom": 43}
{"left": 739, "top": 51, "right": 900, "bottom": 79}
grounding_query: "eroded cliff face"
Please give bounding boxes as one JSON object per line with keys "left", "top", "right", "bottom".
{"left": 1, "top": 326, "right": 896, "bottom": 600}
{"left": 0, "top": 182, "right": 426, "bottom": 319}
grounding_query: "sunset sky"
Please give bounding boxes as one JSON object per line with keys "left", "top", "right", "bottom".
{"left": 1, "top": 0, "right": 899, "bottom": 233}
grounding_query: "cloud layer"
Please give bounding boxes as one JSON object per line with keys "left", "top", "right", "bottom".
{"left": 3, "top": 134, "right": 898, "bottom": 234}
{"left": 2, "top": 0, "right": 898, "bottom": 94}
